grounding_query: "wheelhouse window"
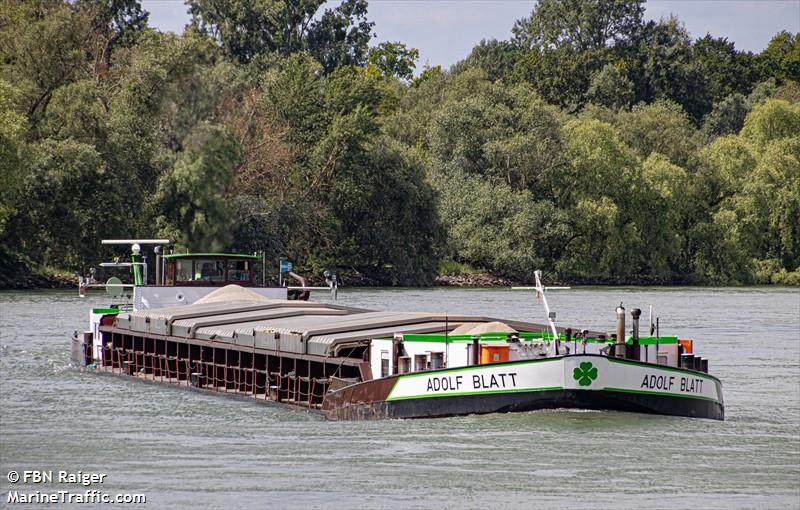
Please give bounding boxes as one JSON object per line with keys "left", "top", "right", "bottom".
{"left": 175, "top": 259, "right": 225, "bottom": 283}
{"left": 176, "top": 259, "right": 194, "bottom": 282}
{"left": 227, "top": 260, "right": 251, "bottom": 282}
{"left": 194, "top": 260, "right": 225, "bottom": 282}
{"left": 166, "top": 256, "right": 258, "bottom": 286}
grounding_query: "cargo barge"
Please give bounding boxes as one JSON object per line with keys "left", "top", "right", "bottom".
{"left": 73, "top": 241, "right": 724, "bottom": 421}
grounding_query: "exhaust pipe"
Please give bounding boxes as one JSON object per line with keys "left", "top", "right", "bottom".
{"left": 631, "top": 308, "right": 641, "bottom": 360}
{"left": 615, "top": 304, "right": 626, "bottom": 358}
{"left": 154, "top": 246, "right": 162, "bottom": 286}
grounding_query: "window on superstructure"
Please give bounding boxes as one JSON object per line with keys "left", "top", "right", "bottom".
{"left": 227, "top": 260, "right": 251, "bottom": 282}
{"left": 176, "top": 260, "right": 193, "bottom": 282}
{"left": 194, "top": 260, "right": 225, "bottom": 282}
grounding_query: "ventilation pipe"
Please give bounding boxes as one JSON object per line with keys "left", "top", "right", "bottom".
{"left": 615, "top": 304, "right": 626, "bottom": 358}
{"left": 392, "top": 335, "right": 404, "bottom": 375}
{"left": 631, "top": 308, "right": 641, "bottom": 360}
{"left": 154, "top": 246, "right": 162, "bottom": 286}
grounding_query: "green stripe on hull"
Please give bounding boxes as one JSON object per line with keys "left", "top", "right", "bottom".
{"left": 604, "top": 387, "right": 720, "bottom": 402}
{"left": 386, "top": 386, "right": 563, "bottom": 401}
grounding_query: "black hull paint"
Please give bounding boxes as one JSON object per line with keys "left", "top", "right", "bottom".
{"left": 327, "top": 389, "right": 724, "bottom": 421}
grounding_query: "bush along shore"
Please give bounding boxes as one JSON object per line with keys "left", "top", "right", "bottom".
{"left": 0, "top": 268, "right": 76, "bottom": 290}
{"left": 4, "top": 264, "right": 798, "bottom": 291}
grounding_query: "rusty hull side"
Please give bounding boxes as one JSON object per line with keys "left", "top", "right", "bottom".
{"left": 321, "top": 377, "right": 397, "bottom": 420}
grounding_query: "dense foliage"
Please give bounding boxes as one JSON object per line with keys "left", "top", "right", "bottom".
{"left": 1, "top": 0, "right": 798, "bottom": 287}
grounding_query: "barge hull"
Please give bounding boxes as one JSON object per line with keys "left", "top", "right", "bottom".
{"left": 323, "top": 387, "right": 724, "bottom": 421}
{"left": 88, "top": 326, "right": 367, "bottom": 409}
{"left": 322, "top": 355, "right": 724, "bottom": 421}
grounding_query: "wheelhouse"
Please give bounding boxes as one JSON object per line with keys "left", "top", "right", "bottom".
{"left": 163, "top": 253, "right": 260, "bottom": 287}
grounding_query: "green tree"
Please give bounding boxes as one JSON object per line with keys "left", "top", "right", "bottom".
{"left": 587, "top": 63, "right": 634, "bottom": 109}
{"left": 367, "top": 42, "right": 418, "bottom": 80}
{"left": 4, "top": 139, "right": 112, "bottom": 268}
{"left": 0, "top": 0, "right": 92, "bottom": 129}
{"left": 100, "top": 30, "right": 216, "bottom": 237}
{"left": 367, "top": 42, "right": 419, "bottom": 80}
{"left": 509, "top": 46, "right": 612, "bottom": 111}
{"left": 556, "top": 118, "right": 641, "bottom": 278}
{"left": 454, "top": 39, "right": 520, "bottom": 82}
{"left": 691, "top": 100, "right": 800, "bottom": 282}
{"left": 307, "top": 0, "right": 374, "bottom": 73}
{"left": 696, "top": 135, "right": 757, "bottom": 206}
{"left": 758, "top": 31, "right": 800, "bottom": 83}
{"left": 432, "top": 172, "right": 570, "bottom": 280}
{"left": 746, "top": 78, "right": 779, "bottom": 106}
{"left": 248, "top": 54, "right": 438, "bottom": 283}
{"left": 736, "top": 138, "right": 800, "bottom": 271}
{"left": 688, "top": 209, "right": 752, "bottom": 283}
{"left": 702, "top": 93, "right": 749, "bottom": 139}
{"left": 387, "top": 64, "right": 447, "bottom": 147}
{"left": 427, "top": 81, "right": 565, "bottom": 193}
{"left": 512, "top": 0, "right": 645, "bottom": 51}
{"left": 153, "top": 123, "right": 240, "bottom": 251}
{"left": 339, "top": 138, "right": 438, "bottom": 284}
{"left": 740, "top": 98, "right": 800, "bottom": 146}
{"left": 639, "top": 152, "right": 690, "bottom": 275}
{"left": 188, "top": 0, "right": 374, "bottom": 71}
{"left": 0, "top": 79, "right": 30, "bottom": 237}
{"left": 0, "top": 0, "right": 149, "bottom": 130}
{"left": 692, "top": 34, "right": 757, "bottom": 102}
{"left": 614, "top": 100, "right": 698, "bottom": 166}
{"left": 39, "top": 79, "right": 107, "bottom": 145}
{"left": 629, "top": 17, "right": 712, "bottom": 121}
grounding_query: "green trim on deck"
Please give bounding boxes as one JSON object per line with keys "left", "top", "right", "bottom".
{"left": 401, "top": 332, "right": 678, "bottom": 345}
{"left": 92, "top": 308, "right": 120, "bottom": 315}
{"left": 631, "top": 336, "right": 678, "bottom": 346}
{"left": 395, "top": 356, "right": 561, "bottom": 380}
{"left": 401, "top": 332, "right": 568, "bottom": 343}
{"left": 401, "top": 333, "right": 514, "bottom": 343}
{"left": 162, "top": 253, "right": 260, "bottom": 260}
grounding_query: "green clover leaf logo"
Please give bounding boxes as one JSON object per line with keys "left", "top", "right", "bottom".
{"left": 573, "top": 362, "right": 598, "bottom": 386}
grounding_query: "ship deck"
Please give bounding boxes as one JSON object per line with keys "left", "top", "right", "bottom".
{"left": 91, "top": 296, "right": 602, "bottom": 410}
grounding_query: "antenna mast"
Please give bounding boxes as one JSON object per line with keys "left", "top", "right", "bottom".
{"left": 512, "top": 270, "right": 570, "bottom": 357}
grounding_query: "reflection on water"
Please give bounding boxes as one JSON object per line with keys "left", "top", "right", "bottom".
{"left": 1, "top": 287, "right": 798, "bottom": 509}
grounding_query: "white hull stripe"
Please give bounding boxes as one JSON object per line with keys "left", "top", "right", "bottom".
{"left": 386, "top": 355, "right": 722, "bottom": 403}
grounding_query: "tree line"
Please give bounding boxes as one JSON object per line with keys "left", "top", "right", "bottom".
{"left": 1, "top": 0, "right": 798, "bottom": 288}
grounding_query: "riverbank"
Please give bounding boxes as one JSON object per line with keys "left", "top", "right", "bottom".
{"left": 0, "top": 267, "right": 75, "bottom": 290}
{"left": 3, "top": 267, "right": 798, "bottom": 290}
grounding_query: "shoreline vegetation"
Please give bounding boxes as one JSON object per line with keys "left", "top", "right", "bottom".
{"left": 1, "top": 1, "right": 799, "bottom": 290}
{"left": 3, "top": 264, "right": 798, "bottom": 290}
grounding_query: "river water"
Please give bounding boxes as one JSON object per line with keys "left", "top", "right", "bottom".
{"left": 1, "top": 287, "right": 798, "bottom": 509}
